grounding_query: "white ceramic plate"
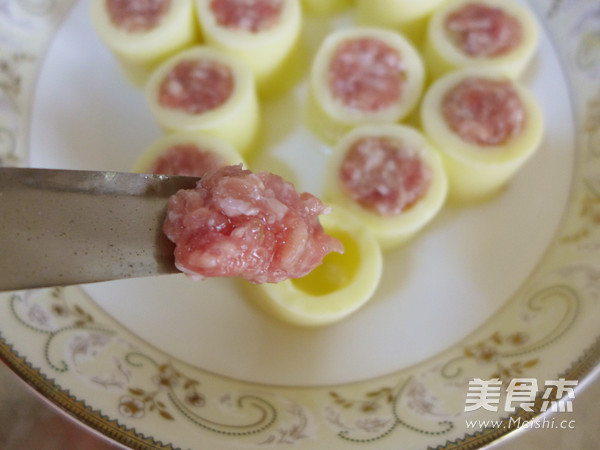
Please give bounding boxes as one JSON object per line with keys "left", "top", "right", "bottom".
{"left": 2, "top": 0, "right": 600, "bottom": 448}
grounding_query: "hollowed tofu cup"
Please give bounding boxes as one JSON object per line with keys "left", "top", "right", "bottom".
{"left": 355, "top": 0, "right": 447, "bottom": 43}
{"left": 195, "top": 0, "right": 302, "bottom": 94}
{"left": 91, "top": 0, "right": 199, "bottom": 85}
{"left": 146, "top": 46, "right": 260, "bottom": 155}
{"left": 300, "top": 0, "right": 353, "bottom": 17}
{"left": 243, "top": 205, "right": 382, "bottom": 327}
{"left": 423, "top": 0, "right": 539, "bottom": 80}
{"left": 325, "top": 124, "right": 448, "bottom": 250}
{"left": 308, "top": 27, "right": 425, "bottom": 144}
{"left": 133, "top": 132, "right": 246, "bottom": 175}
{"left": 420, "top": 69, "right": 544, "bottom": 203}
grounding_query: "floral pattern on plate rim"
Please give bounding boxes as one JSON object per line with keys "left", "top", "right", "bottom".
{"left": 1, "top": 0, "right": 600, "bottom": 449}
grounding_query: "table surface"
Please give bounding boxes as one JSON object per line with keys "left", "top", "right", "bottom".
{"left": 0, "top": 360, "right": 598, "bottom": 449}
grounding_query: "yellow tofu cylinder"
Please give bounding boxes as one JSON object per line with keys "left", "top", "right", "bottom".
{"left": 91, "top": 0, "right": 199, "bottom": 86}
{"left": 145, "top": 46, "right": 260, "bottom": 155}
{"left": 309, "top": 27, "right": 425, "bottom": 144}
{"left": 242, "top": 205, "right": 382, "bottom": 327}
{"left": 421, "top": 69, "right": 544, "bottom": 203}
{"left": 300, "top": 0, "right": 353, "bottom": 17}
{"left": 195, "top": 0, "right": 302, "bottom": 95}
{"left": 133, "top": 132, "right": 246, "bottom": 173}
{"left": 423, "top": 0, "right": 539, "bottom": 80}
{"left": 325, "top": 124, "right": 448, "bottom": 250}
{"left": 355, "top": 0, "right": 447, "bottom": 43}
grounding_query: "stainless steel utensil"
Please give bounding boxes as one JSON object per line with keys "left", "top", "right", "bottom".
{"left": 0, "top": 167, "right": 199, "bottom": 291}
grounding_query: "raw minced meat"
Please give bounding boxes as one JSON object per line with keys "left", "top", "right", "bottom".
{"left": 445, "top": 2, "right": 523, "bottom": 58}
{"left": 210, "top": 0, "right": 284, "bottom": 33}
{"left": 106, "top": 0, "right": 171, "bottom": 32}
{"left": 149, "top": 144, "right": 226, "bottom": 176}
{"left": 339, "top": 137, "right": 431, "bottom": 216}
{"left": 163, "top": 165, "right": 344, "bottom": 283}
{"left": 441, "top": 76, "right": 525, "bottom": 146}
{"left": 158, "top": 59, "right": 234, "bottom": 115}
{"left": 328, "top": 37, "right": 405, "bottom": 112}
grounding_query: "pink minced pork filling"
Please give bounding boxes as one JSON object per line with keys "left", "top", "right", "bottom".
{"left": 339, "top": 137, "right": 431, "bottom": 216}
{"left": 159, "top": 59, "right": 234, "bottom": 115}
{"left": 444, "top": 2, "right": 523, "bottom": 58}
{"left": 163, "top": 165, "right": 344, "bottom": 284}
{"left": 210, "top": 0, "right": 284, "bottom": 33}
{"left": 441, "top": 76, "right": 526, "bottom": 147}
{"left": 149, "top": 144, "right": 227, "bottom": 177}
{"left": 328, "top": 37, "right": 405, "bottom": 113}
{"left": 106, "top": 0, "right": 171, "bottom": 33}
